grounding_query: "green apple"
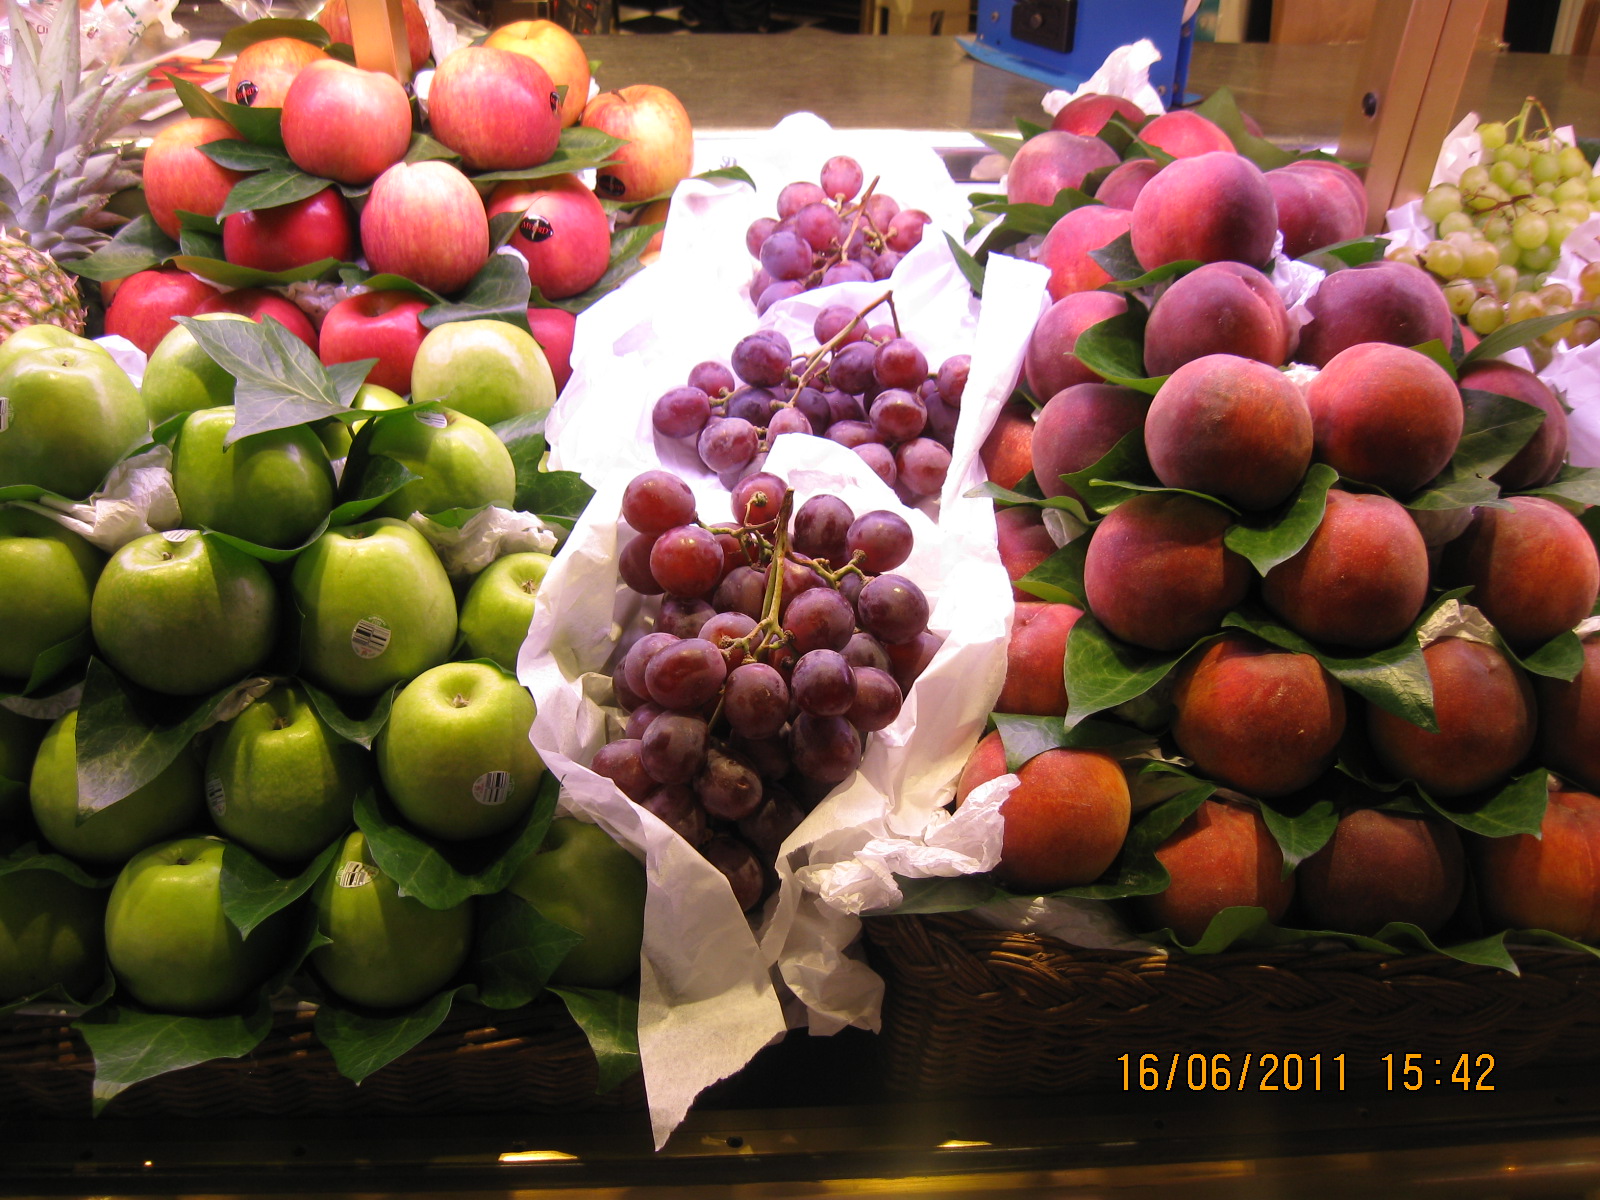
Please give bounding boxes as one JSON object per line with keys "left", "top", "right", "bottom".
{"left": 91, "top": 530, "right": 279, "bottom": 696}
{"left": 0, "top": 507, "right": 105, "bottom": 686}
{"left": 205, "top": 684, "right": 371, "bottom": 864}
{"left": 140, "top": 312, "right": 252, "bottom": 427}
{"left": 0, "top": 707, "right": 46, "bottom": 826}
{"left": 104, "top": 835, "right": 293, "bottom": 1013}
{"left": 0, "top": 342, "right": 146, "bottom": 498}
{"left": 172, "top": 407, "right": 336, "bottom": 549}
{"left": 507, "top": 817, "right": 644, "bottom": 988}
{"left": 30, "top": 709, "right": 203, "bottom": 866}
{"left": 0, "top": 325, "right": 112, "bottom": 376}
{"left": 0, "top": 868, "right": 107, "bottom": 1003}
{"left": 457, "top": 551, "right": 553, "bottom": 671}
{"left": 317, "top": 383, "right": 408, "bottom": 460}
{"left": 363, "top": 407, "right": 517, "bottom": 519}
{"left": 409, "top": 318, "right": 556, "bottom": 426}
{"left": 376, "top": 661, "right": 544, "bottom": 841}
{"left": 291, "top": 518, "right": 456, "bottom": 698}
{"left": 310, "top": 829, "right": 473, "bottom": 1009}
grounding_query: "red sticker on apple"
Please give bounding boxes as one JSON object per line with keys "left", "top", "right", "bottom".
{"left": 205, "top": 776, "right": 226, "bottom": 817}
{"left": 337, "top": 861, "right": 373, "bottom": 888}
{"left": 472, "top": 771, "right": 513, "bottom": 806}
{"left": 351, "top": 617, "right": 392, "bottom": 659}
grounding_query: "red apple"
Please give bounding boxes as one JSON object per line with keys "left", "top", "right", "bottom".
{"left": 318, "top": 0, "right": 432, "bottom": 72}
{"left": 142, "top": 118, "right": 248, "bottom": 240}
{"left": 487, "top": 174, "right": 610, "bottom": 299}
{"left": 195, "top": 288, "right": 319, "bottom": 353}
{"left": 581, "top": 84, "right": 695, "bottom": 203}
{"left": 102, "top": 268, "right": 219, "bottom": 357}
{"left": 319, "top": 291, "right": 429, "bottom": 394}
{"left": 526, "top": 306, "right": 576, "bottom": 392}
{"left": 429, "top": 46, "right": 561, "bottom": 173}
{"left": 360, "top": 160, "right": 489, "bottom": 296}
{"left": 221, "top": 187, "right": 355, "bottom": 273}
{"left": 484, "top": 19, "right": 591, "bottom": 127}
{"left": 282, "top": 60, "right": 412, "bottom": 185}
{"left": 225, "top": 36, "right": 328, "bottom": 109}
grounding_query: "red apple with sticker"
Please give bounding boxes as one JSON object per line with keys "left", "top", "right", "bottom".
{"left": 487, "top": 174, "right": 611, "bottom": 299}
{"left": 281, "top": 60, "right": 413, "bottom": 185}
{"left": 427, "top": 45, "right": 562, "bottom": 172}
{"left": 225, "top": 36, "right": 329, "bottom": 108}
{"left": 483, "top": 19, "right": 591, "bottom": 126}
{"left": 580, "top": 84, "right": 695, "bottom": 202}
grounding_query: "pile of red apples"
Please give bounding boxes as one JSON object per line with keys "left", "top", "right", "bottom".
{"left": 104, "top": 6, "right": 696, "bottom": 398}
{"left": 967, "top": 99, "right": 1600, "bottom": 950}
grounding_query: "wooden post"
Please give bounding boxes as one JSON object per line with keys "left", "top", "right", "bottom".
{"left": 1337, "top": 0, "right": 1492, "bottom": 231}
{"left": 347, "top": 0, "right": 413, "bottom": 83}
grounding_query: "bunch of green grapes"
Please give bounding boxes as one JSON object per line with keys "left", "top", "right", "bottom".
{"left": 1389, "top": 98, "right": 1600, "bottom": 348}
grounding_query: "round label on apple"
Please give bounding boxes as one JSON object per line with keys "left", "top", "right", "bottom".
{"left": 205, "top": 776, "right": 226, "bottom": 818}
{"left": 162, "top": 528, "right": 197, "bottom": 543}
{"left": 415, "top": 411, "right": 448, "bottom": 429}
{"left": 472, "top": 770, "right": 513, "bottom": 806}
{"left": 351, "top": 617, "right": 392, "bottom": 659}
{"left": 337, "top": 861, "right": 374, "bottom": 888}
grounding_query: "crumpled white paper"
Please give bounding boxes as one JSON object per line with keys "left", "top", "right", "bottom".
{"left": 408, "top": 506, "right": 558, "bottom": 578}
{"left": 17, "top": 444, "right": 180, "bottom": 552}
{"left": 1040, "top": 38, "right": 1169, "bottom": 119}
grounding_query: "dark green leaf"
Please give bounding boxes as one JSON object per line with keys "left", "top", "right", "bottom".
{"left": 221, "top": 838, "right": 342, "bottom": 939}
{"left": 1069, "top": 309, "right": 1163, "bottom": 393}
{"left": 884, "top": 875, "right": 999, "bottom": 914}
{"left": 473, "top": 892, "right": 583, "bottom": 1009}
{"left": 218, "top": 168, "right": 335, "bottom": 219}
{"left": 1406, "top": 389, "right": 1546, "bottom": 511}
{"left": 1409, "top": 338, "right": 1459, "bottom": 379}
{"left": 301, "top": 684, "right": 397, "bottom": 750}
{"left": 1224, "top": 463, "right": 1337, "bottom": 575}
{"left": 1015, "top": 536, "right": 1087, "bottom": 607}
{"left": 551, "top": 986, "right": 641, "bottom": 1094}
{"left": 1158, "top": 905, "right": 1279, "bottom": 953}
{"left": 1053, "top": 781, "right": 1212, "bottom": 900}
{"left": 535, "top": 221, "right": 660, "bottom": 316}
{"left": 172, "top": 253, "right": 340, "bottom": 289}
{"left": 497, "top": 421, "right": 547, "bottom": 510}
{"left": 973, "top": 130, "right": 1024, "bottom": 158}
{"left": 1299, "top": 235, "right": 1389, "bottom": 268}
{"left": 336, "top": 269, "right": 442, "bottom": 304}
{"left": 197, "top": 139, "right": 294, "bottom": 172}
{"left": 76, "top": 994, "right": 273, "bottom": 1113}
{"left": 167, "top": 72, "right": 229, "bottom": 121}
{"left": 1372, "top": 922, "right": 1519, "bottom": 973}
{"left": 1258, "top": 796, "right": 1338, "bottom": 875}
{"left": 65, "top": 215, "right": 177, "bottom": 281}
{"left": 1062, "top": 613, "right": 1192, "bottom": 727}
{"left": 488, "top": 210, "right": 523, "bottom": 253}
{"left": 469, "top": 126, "right": 627, "bottom": 184}
{"left": 965, "top": 479, "right": 1084, "bottom": 512}
{"left": 517, "top": 467, "right": 594, "bottom": 527}
{"left": 695, "top": 165, "right": 756, "bottom": 187}
{"left": 971, "top": 190, "right": 1098, "bottom": 259}
{"left": 1512, "top": 928, "right": 1600, "bottom": 961}
{"left": 22, "top": 629, "right": 92, "bottom": 695}
{"left": 944, "top": 231, "right": 985, "bottom": 297}
{"left": 178, "top": 226, "right": 224, "bottom": 261}
{"left": 0, "top": 840, "right": 112, "bottom": 888}
{"left": 1422, "top": 767, "right": 1550, "bottom": 838}
{"left": 1515, "top": 630, "right": 1585, "bottom": 681}
{"left": 1523, "top": 464, "right": 1600, "bottom": 507}
{"left": 403, "top": 132, "right": 459, "bottom": 163}
{"left": 1460, "top": 306, "right": 1600, "bottom": 370}
{"left": 992, "top": 712, "right": 1147, "bottom": 771}
{"left": 1086, "top": 230, "right": 1198, "bottom": 289}
{"left": 313, "top": 985, "right": 460, "bottom": 1084}
{"left": 216, "top": 98, "right": 286, "bottom": 148}
{"left": 215, "top": 17, "right": 330, "bottom": 56}
{"left": 1059, "top": 429, "right": 1155, "bottom": 516}
{"left": 421, "top": 255, "right": 533, "bottom": 330}
{"left": 176, "top": 315, "right": 350, "bottom": 442}
{"left": 1192, "top": 87, "right": 1297, "bottom": 170}
{"left": 353, "top": 771, "right": 558, "bottom": 909}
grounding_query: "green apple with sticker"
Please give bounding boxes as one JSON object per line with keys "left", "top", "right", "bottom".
{"left": 361, "top": 405, "right": 516, "bottom": 519}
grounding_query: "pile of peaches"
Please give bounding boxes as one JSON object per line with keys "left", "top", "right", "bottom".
{"left": 966, "top": 98, "right": 1600, "bottom": 952}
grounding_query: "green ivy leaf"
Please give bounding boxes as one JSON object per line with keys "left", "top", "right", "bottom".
{"left": 1015, "top": 536, "right": 1087, "bottom": 607}
{"left": 301, "top": 684, "right": 397, "bottom": 750}
{"left": 421, "top": 254, "right": 533, "bottom": 330}
{"left": 197, "top": 139, "right": 295, "bottom": 173}
{"left": 1192, "top": 87, "right": 1297, "bottom": 170}
{"left": 473, "top": 892, "right": 583, "bottom": 1009}
{"left": 75, "top": 993, "right": 274, "bottom": 1114}
{"left": 1522, "top": 464, "right": 1600, "bottom": 508}
{"left": 176, "top": 315, "right": 354, "bottom": 443}
{"left": 312, "top": 985, "right": 462, "bottom": 1084}
{"left": 1059, "top": 429, "right": 1156, "bottom": 517}
{"left": 1258, "top": 795, "right": 1338, "bottom": 876}
{"left": 221, "top": 838, "right": 343, "bottom": 939}
{"left": 218, "top": 168, "right": 336, "bottom": 219}
{"left": 1298, "top": 235, "right": 1389, "bottom": 269}
{"left": 1224, "top": 463, "right": 1337, "bottom": 576}
{"left": 1069, "top": 309, "right": 1163, "bottom": 393}
{"left": 215, "top": 17, "right": 330, "bottom": 56}
{"left": 403, "top": 131, "right": 459, "bottom": 164}
{"left": 1063, "top": 613, "right": 1194, "bottom": 728}
{"left": 1421, "top": 767, "right": 1550, "bottom": 838}
{"left": 551, "top": 986, "right": 641, "bottom": 1094}
{"left": 172, "top": 253, "right": 341, "bottom": 290}
{"left": 353, "top": 771, "right": 558, "bottom": 910}
{"left": 1460, "top": 306, "right": 1600, "bottom": 371}
{"left": 65, "top": 215, "right": 177, "bottom": 282}
{"left": 992, "top": 712, "right": 1147, "bottom": 771}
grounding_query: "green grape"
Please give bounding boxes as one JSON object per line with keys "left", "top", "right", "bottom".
{"left": 1538, "top": 282, "right": 1574, "bottom": 309}
{"left": 1507, "top": 291, "right": 1546, "bottom": 323}
{"left": 1546, "top": 214, "right": 1577, "bottom": 249}
{"left": 1579, "top": 259, "right": 1600, "bottom": 299}
{"left": 1535, "top": 181, "right": 1558, "bottom": 198}
{"left": 1422, "top": 239, "right": 1466, "bottom": 278}
{"left": 1493, "top": 235, "right": 1519, "bottom": 265}
{"left": 1525, "top": 194, "right": 1558, "bottom": 216}
{"left": 1461, "top": 240, "right": 1500, "bottom": 276}
{"left": 1468, "top": 296, "right": 1506, "bottom": 335}
{"left": 1442, "top": 278, "right": 1478, "bottom": 315}
{"left": 1501, "top": 144, "right": 1533, "bottom": 171}
{"left": 1520, "top": 243, "right": 1557, "bottom": 273}
{"left": 1554, "top": 177, "right": 1590, "bottom": 204}
{"left": 1532, "top": 152, "right": 1563, "bottom": 184}
{"left": 1480, "top": 214, "right": 1511, "bottom": 240}
{"left": 1421, "top": 184, "right": 1464, "bottom": 225}
{"left": 1557, "top": 145, "right": 1592, "bottom": 179}
{"left": 1512, "top": 213, "right": 1551, "bottom": 249}
{"left": 1478, "top": 121, "right": 1509, "bottom": 151}
{"left": 1489, "top": 160, "right": 1522, "bottom": 191}
{"left": 1589, "top": 176, "right": 1600, "bottom": 203}
{"left": 1439, "top": 211, "right": 1475, "bottom": 237}
{"left": 1459, "top": 164, "right": 1492, "bottom": 193}
{"left": 1465, "top": 188, "right": 1500, "bottom": 213}
{"left": 1387, "top": 246, "right": 1423, "bottom": 270}
{"left": 1489, "top": 264, "right": 1520, "bottom": 300}
{"left": 1568, "top": 316, "right": 1600, "bottom": 346}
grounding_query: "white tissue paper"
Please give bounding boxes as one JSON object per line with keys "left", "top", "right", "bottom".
{"left": 1039, "top": 38, "right": 1169, "bottom": 120}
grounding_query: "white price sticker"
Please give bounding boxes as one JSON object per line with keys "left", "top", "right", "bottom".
{"left": 472, "top": 771, "right": 513, "bottom": 806}
{"left": 0, "top": 396, "right": 10, "bottom": 433}
{"left": 162, "top": 528, "right": 196, "bottom": 543}
{"left": 350, "top": 617, "right": 392, "bottom": 659}
{"left": 337, "top": 861, "right": 374, "bottom": 888}
{"left": 204, "top": 776, "right": 226, "bottom": 818}
{"left": 416, "top": 410, "right": 448, "bottom": 429}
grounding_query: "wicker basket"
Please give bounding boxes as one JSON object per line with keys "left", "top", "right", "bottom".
{"left": 0, "top": 1000, "right": 644, "bottom": 1119}
{"left": 864, "top": 912, "right": 1600, "bottom": 1095}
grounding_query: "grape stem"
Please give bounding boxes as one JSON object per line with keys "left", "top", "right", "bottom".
{"left": 787, "top": 289, "right": 896, "bottom": 397}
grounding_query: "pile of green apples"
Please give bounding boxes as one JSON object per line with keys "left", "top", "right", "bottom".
{"left": 0, "top": 315, "right": 642, "bottom": 1050}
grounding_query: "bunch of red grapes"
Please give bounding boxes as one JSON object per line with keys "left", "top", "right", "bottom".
{"left": 651, "top": 298, "right": 971, "bottom": 504}
{"left": 746, "top": 154, "right": 932, "bottom": 312}
{"left": 595, "top": 468, "right": 942, "bottom": 911}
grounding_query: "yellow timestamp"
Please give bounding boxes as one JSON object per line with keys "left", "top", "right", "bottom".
{"left": 1382, "top": 1052, "right": 1495, "bottom": 1090}
{"left": 1117, "top": 1052, "right": 1347, "bottom": 1092}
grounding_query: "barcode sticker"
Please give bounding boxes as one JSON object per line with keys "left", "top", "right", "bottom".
{"left": 162, "top": 528, "right": 196, "bottom": 543}
{"left": 416, "top": 410, "right": 448, "bottom": 429}
{"left": 337, "top": 861, "right": 373, "bottom": 888}
{"left": 0, "top": 396, "right": 10, "bottom": 433}
{"left": 205, "top": 776, "right": 226, "bottom": 818}
{"left": 351, "top": 617, "right": 391, "bottom": 659}
{"left": 472, "top": 771, "right": 513, "bottom": 806}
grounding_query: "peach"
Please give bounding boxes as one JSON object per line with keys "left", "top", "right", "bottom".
{"left": 1142, "top": 261, "right": 1292, "bottom": 376}
{"left": 1262, "top": 489, "right": 1430, "bottom": 650}
{"left": 1297, "top": 807, "right": 1465, "bottom": 936}
{"left": 1094, "top": 158, "right": 1160, "bottom": 210}
{"left": 1438, "top": 496, "right": 1599, "bottom": 651}
{"left": 1006, "top": 131, "right": 1121, "bottom": 207}
{"left": 980, "top": 398, "right": 1036, "bottom": 490}
{"left": 1458, "top": 361, "right": 1570, "bottom": 491}
{"left": 1266, "top": 161, "right": 1368, "bottom": 259}
{"left": 1082, "top": 492, "right": 1251, "bottom": 652}
{"left": 1030, "top": 382, "right": 1149, "bottom": 502}
{"left": 1368, "top": 637, "right": 1537, "bottom": 798}
{"left": 1144, "top": 353, "right": 1312, "bottom": 511}
{"left": 1304, "top": 342, "right": 1463, "bottom": 496}
{"left": 1295, "top": 260, "right": 1453, "bottom": 367}
{"left": 996, "top": 601, "right": 1081, "bottom": 716}
{"left": 1128, "top": 151, "right": 1277, "bottom": 271}
{"left": 141, "top": 117, "right": 247, "bottom": 240}
{"left": 1477, "top": 789, "right": 1600, "bottom": 939}
{"left": 995, "top": 506, "right": 1058, "bottom": 601}
{"left": 1034, "top": 204, "right": 1132, "bottom": 301}
{"left": 956, "top": 731, "right": 1130, "bottom": 893}
{"left": 1170, "top": 632, "right": 1346, "bottom": 798}
{"left": 1050, "top": 93, "right": 1145, "bottom": 137}
{"left": 1136, "top": 797, "right": 1293, "bottom": 943}
{"left": 1023, "top": 290, "right": 1129, "bottom": 401}
{"left": 1137, "top": 110, "right": 1235, "bottom": 158}
{"left": 1538, "top": 635, "right": 1600, "bottom": 792}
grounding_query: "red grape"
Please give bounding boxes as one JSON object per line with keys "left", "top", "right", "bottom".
{"left": 619, "top": 532, "right": 664, "bottom": 595}
{"left": 724, "top": 662, "right": 790, "bottom": 739}
{"left": 856, "top": 573, "right": 929, "bottom": 645}
{"left": 653, "top": 386, "right": 712, "bottom": 439}
{"left": 695, "top": 745, "right": 764, "bottom": 821}
{"left": 622, "top": 470, "right": 696, "bottom": 535}
{"left": 640, "top": 712, "right": 709, "bottom": 784}
{"left": 846, "top": 666, "right": 902, "bottom": 732}
{"left": 792, "top": 649, "right": 856, "bottom": 717}
{"left": 846, "top": 510, "right": 913, "bottom": 573}
{"left": 644, "top": 637, "right": 728, "bottom": 709}
{"left": 649, "top": 524, "right": 723, "bottom": 597}
{"left": 592, "top": 738, "right": 654, "bottom": 802}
